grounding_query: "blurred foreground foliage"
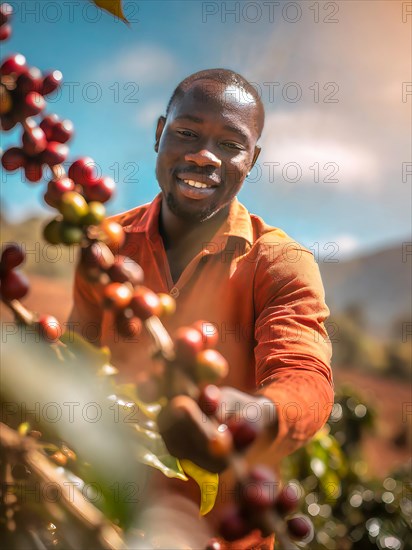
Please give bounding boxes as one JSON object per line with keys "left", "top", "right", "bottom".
{"left": 2, "top": 328, "right": 411, "bottom": 549}
{"left": 0, "top": 330, "right": 187, "bottom": 549}
{"left": 282, "top": 387, "right": 412, "bottom": 550}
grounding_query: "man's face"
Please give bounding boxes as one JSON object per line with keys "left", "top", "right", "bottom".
{"left": 155, "top": 80, "right": 261, "bottom": 223}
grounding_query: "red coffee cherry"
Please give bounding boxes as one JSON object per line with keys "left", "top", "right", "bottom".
{"left": 16, "top": 67, "right": 43, "bottom": 95}
{"left": 219, "top": 506, "right": 250, "bottom": 542}
{"left": 193, "top": 319, "right": 219, "bottom": 348}
{"left": 44, "top": 177, "right": 75, "bottom": 208}
{"left": 1, "top": 244, "right": 25, "bottom": 273}
{"left": 39, "top": 114, "right": 60, "bottom": 140}
{"left": 68, "top": 157, "right": 97, "bottom": 186}
{"left": 0, "top": 270, "right": 29, "bottom": 301}
{"left": 274, "top": 483, "right": 300, "bottom": 516}
{"left": 37, "top": 314, "right": 62, "bottom": 343}
{"left": 0, "top": 3, "right": 13, "bottom": 26}
{"left": 239, "top": 465, "right": 278, "bottom": 510}
{"left": 83, "top": 176, "right": 115, "bottom": 203}
{"left": 227, "top": 416, "right": 259, "bottom": 452}
{"left": 103, "top": 282, "right": 133, "bottom": 310}
{"left": 48, "top": 118, "right": 73, "bottom": 144}
{"left": 1, "top": 53, "right": 27, "bottom": 76}
{"left": 0, "top": 23, "right": 11, "bottom": 41}
{"left": 22, "top": 125, "right": 47, "bottom": 156}
{"left": 130, "top": 286, "right": 161, "bottom": 320}
{"left": 174, "top": 326, "right": 204, "bottom": 365}
{"left": 80, "top": 242, "right": 114, "bottom": 273}
{"left": 1, "top": 147, "right": 26, "bottom": 171}
{"left": 107, "top": 255, "right": 144, "bottom": 286}
{"left": 21, "top": 91, "right": 45, "bottom": 118}
{"left": 198, "top": 384, "right": 221, "bottom": 416}
{"left": 115, "top": 308, "right": 142, "bottom": 339}
{"left": 195, "top": 348, "right": 229, "bottom": 384}
{"left": 24, "top": 159, "right": 43, "bottom": 182}
{"left": 42, "top": 70, "right": 63, "bottom": 95}
{"left": 287, "top": 515, "right": 313, "bottom": 541}
{"left": 40, "top": 142, "right": 69, "bottom": 167}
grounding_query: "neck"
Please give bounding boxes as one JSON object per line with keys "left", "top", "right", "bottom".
{"left": 159, "top": 197, "right": 230, "bottom": 251}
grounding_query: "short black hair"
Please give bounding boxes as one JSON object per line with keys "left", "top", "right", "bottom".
{"left": 165, "top": 68, "right": 265, "bottom": 137}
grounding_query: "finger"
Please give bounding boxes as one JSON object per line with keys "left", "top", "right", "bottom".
{"left": 157, "top": 395, "right": 231, "bottom": 472}
{"left": 215, "top": 389, "right": 278, "bottom": 446}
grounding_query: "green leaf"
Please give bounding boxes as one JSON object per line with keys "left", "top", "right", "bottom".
{"left": 114, "top": 383, "right": 163, "bottom": 420}
{"left": 91, "top": 0, "right": 129, "bottom": 23}
{"left": 319, "top": 470, "right": 341, "bottom": 502}
{"left": 136, "top": 445, "right": 188, "bottom": 480}
{"left": 180, "top": 459, "right": 219, "bottom": 516}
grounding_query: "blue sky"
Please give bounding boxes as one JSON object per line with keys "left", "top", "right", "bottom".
{"left": 1, "top": 0, "right": 410, "bottom": 259}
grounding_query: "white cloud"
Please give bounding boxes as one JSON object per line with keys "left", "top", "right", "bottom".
{"left": 93, "top": 44, "right": 178, "bottom": 85}
{"left": 260, "top": 110, "right": 380, "bottom": 191}
{"left": 312, "top": 234, "right": 360, "bottom": 261}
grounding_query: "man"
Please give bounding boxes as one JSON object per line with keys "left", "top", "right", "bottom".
{"left": 68, "top": 69, "right": 333, "bottom": 548}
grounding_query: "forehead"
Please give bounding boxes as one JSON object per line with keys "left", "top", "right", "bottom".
{"left": 169, "top": 79, "right": 261, "bottom": 139}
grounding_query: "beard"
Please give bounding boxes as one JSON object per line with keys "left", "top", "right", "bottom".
{"left": 164, "top": 191, "right": 221, "bottom": 223}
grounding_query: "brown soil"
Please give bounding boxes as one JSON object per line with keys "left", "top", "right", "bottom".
{"left": 0, "top": 274, "right": 74, "bottom": 325}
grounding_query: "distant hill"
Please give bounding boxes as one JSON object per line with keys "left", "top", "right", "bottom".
{"left": 319, "top": 243, "right": 412, "bottom": 339}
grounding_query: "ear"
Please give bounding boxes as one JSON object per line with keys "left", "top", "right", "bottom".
{"left": 154, "top": 116, "right": 166, "bottom": 153}
{"left": 250, "top": 145, "right": 261, "bottom": 170}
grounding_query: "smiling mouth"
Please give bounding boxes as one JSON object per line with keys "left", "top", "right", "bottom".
{"left": 176, "top": 172, "right": 220, "bottom": 188}
{"left": 175, "top": 176, "right": 219, "bottom": 200}
{"left": 181, "top": 179, "right": 214, "bottom": 189}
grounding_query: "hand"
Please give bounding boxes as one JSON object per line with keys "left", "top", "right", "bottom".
{"left": 157, "top": 386, "right": 278, "bottom": 473}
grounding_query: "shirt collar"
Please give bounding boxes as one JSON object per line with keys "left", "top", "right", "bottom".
{"left": 213, "top": 196, "right": 254, "bottom": 248}
{"left": 124, "top": 192, "right": 254, "bottom": 248}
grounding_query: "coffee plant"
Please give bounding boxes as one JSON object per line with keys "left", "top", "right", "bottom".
{"left": 281, "top": 389, "right": 411, "bottom": 549}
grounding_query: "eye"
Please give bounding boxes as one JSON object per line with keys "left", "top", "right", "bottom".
{"left": 176, "top": 129, "right": 197, "bottom": 138}
{"left": 222, "top": 142, "right": 244, "bottom": 150}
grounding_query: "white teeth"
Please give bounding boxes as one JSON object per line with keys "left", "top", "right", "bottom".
{"left": 183, "top": 179, "right": 209, "bottom": 189}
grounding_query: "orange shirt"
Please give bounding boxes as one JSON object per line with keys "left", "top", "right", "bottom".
{"left": 68, "top": 193, "right": 334, "bottom": 547}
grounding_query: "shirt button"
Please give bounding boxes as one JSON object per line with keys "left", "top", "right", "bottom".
{"left": 170, "top": 287, "right": 179, "bottom": 298}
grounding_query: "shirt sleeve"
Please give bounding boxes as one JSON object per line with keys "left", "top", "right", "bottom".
{"left": 65, "top": 266, "right": 104, "bottom": 347}
{"left": 253, "top": 239, "right": 334, "bottom": 460}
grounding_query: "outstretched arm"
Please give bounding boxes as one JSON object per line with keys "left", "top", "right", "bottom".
{"left": 158, "top": 242, "right": 333, "bottom": 471}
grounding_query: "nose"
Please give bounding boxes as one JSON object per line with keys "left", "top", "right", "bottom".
{"left": 184, "top": 149, "right": 222, "bottom": 168}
